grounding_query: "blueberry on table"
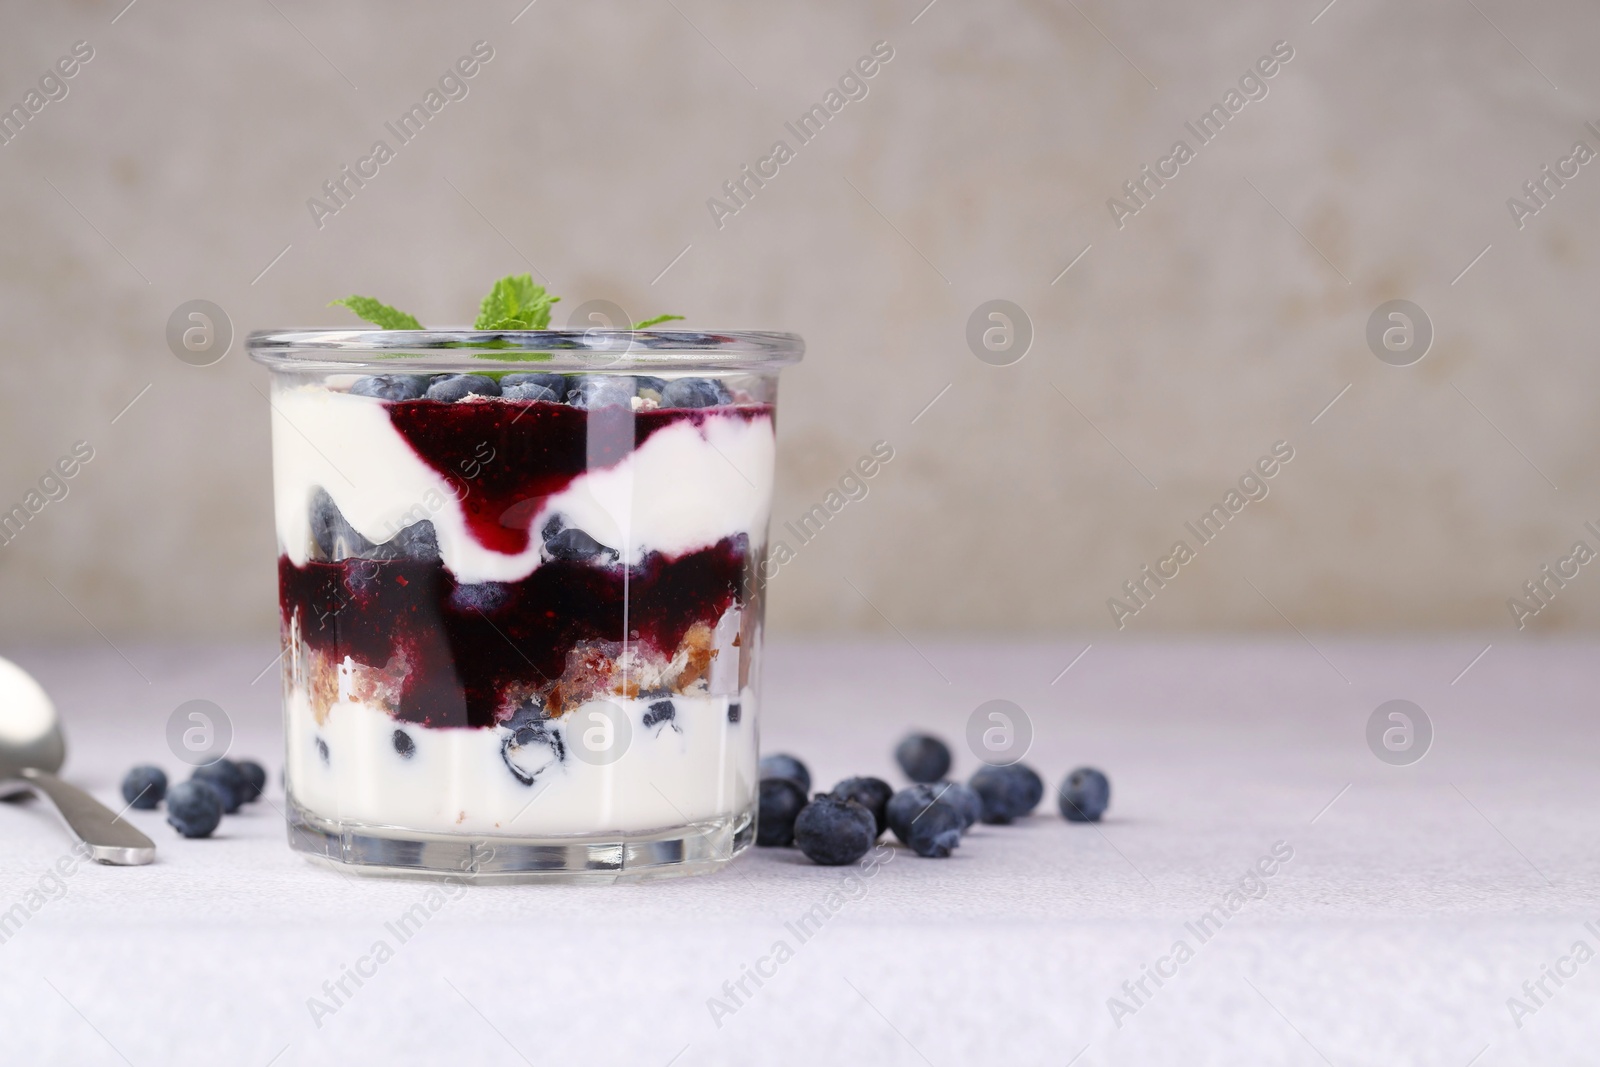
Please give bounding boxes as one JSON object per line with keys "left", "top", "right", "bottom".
{"left": 1014, "top": 764, "right": 1044, "bottom": 810}
{"left": 887, "top": 783, "right": 966, "bottom": 846}
{"left": 935, "top": 780, "right": 983, "bottom": 830}
{"left": 120, "top": 766, "right": 166, "bottom": 810}
{"left": 969, "top": 764, "right": 1044, "bottom": 824}
{"left": 829, "top": 776, "right": 893, "bottom": 837}
{"left": 166, "top": 781, "right": 224, "bottom": 838}
{"left": 894, "top": 733, "right": 952, "bottom": 783}
{"left": 660, "top": 377, "right": 730, "bottom": 409}
{"left": 234, "top": 760, "right": 267, "bottom": 803}
{"left": 792, "top": 796, "right": 877, "bottom": 866}
{"left": 905, "top": 801, "right": 963, "bottom": 858}
{"left": 758, "top": 753, "right": 810, "bottom": 794}
{"left": 1059, "top": 767, "right": 1111, "bottom": 823}
{"left": 756, "top": 777, "right": 808, "bottom": 847}
{"left": 191, "top": 760, "right": 245, "bottom": 814}
{"left": 425, "top": 374, "right": 501, "bottom": 401}
{"left": 350, "top": 374, "right": 427, "bottom": 401}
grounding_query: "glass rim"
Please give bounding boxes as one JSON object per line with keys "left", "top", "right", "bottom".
{"left": 247, "top": 329, "right": 804, "bottom": 372}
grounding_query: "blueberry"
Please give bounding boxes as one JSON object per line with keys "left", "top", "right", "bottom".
{"left": 166, "top": 781, "right": 224, "bottom": 838}
{"left": 1059, "top": 767, "right": 1111, "bottom": 823}
{"left": 829, "top": 776, "right": 893, "bottom": 837}
{"left": 316, "top": 738, "right": 330, "bottom": 764}
{"left": 659, "top": 377, "right": 730, "bottom": 409}
{"left": 905, "top": 800, "right": 963, "bottom": 858}
{"left": 309, "top": 488, "right": 371, "bottom": 562}
{"left": 350, "top": 374, "right": 427, "bottom": 401}
{"left": 234, "top": 760, "right": 267, "bottom": 803}
{"left": 393, "top": 729, "right": 416, "bottom": 759}
{"left": 503, "top": 382, "right": 559, "bottom": 402}
{"left": 758, "top": 753, "right": 810, "bottom": 793}
{"left": 504, "top": 700, "right": 548, "bottom": 733}
{"left": 120, "top": 765, "right": 166, "bottom": 810}
{"left": 894, "top": 733, "right": 952, "bottom": 783}
{"left": 426, "top": 374, "right": 500, "bottom": 402}
{"left": 388, "top": 519, "right": 439, "bottom": 562}
{"left": 1014, "top": 764, "right": 1045, "bottom": 809}
{"left": 969, "top": 764, "right": 1044, "bottom": 824}
{"left": 500, "top": 706, "right": 565, "bottom": 785}
{"left": 308, "top": 487, "right": 340, "bottom": 548}
{"left": 501, "top": 372, "right": 568, "bottom": 399}
{"left": 886, "top": 784, "right": 967, "bottom": 846}
{"left": 756, "top": 777, "right": 808, "bottom": 847}
{"left": 643, "top": 700, "right": 676, "bottom": 731}
{"left": 191, "top": 760, "right": 244, "bottom": 814}
{"left": 544, "top": 526, "right": 620, "bottom": 564}
{"left": 935, "top": 780, "right": 983, "bottom": 830}
{"left": 792, "top": 795, "right": 877, "bottom": 866}
{"left": 449, "top": 581, "right": 514, "bottom": 614}
{"left": 567, "top": 376, "right": 636, "bottom": 409}
{"left": 727, "top": 701, "right": 742, "bottom": 724}
{"left": 634, "top": 376, "right": 667, "bottom": 398}
{"left": 310, "top": 489, "right": 429, "bottom": 563}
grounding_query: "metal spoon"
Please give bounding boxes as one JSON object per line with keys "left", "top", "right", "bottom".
{"left": 0, "top": 655, "right": 155, "bottom": 865}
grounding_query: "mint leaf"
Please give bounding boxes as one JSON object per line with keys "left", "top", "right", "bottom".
{"left": 475, "top": 274, "right": 558, "bottom": 330}
{"left": 632, "top": 314, "right": 685, "bottom": 330}
{"left": 329, "top": 296, "right": 423, "bottom": 330}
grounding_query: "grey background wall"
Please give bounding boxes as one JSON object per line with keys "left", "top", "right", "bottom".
{"left": 1, "top": 0, "right": 1596, "bottom": 640}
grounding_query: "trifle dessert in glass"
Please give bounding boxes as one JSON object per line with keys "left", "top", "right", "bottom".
{"left": 248, "top": 322, "right": 801, "bottom": 881}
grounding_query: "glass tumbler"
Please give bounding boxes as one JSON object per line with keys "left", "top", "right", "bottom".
{"left": 247, "top": 329, "right": 802, "bottom": 881}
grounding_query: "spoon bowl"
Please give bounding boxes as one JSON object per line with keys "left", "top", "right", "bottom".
{"left": 0, "top": 654, "right": 155, "bottom": 865}
{"left": 0, "top": 655, "right": 66, "bottom": 777}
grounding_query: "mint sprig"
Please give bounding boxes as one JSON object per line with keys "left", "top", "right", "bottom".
{"left": 329, "top": 296, "right": 423, "bottom": 330}
{"left": 329, "top": 276, "right": 683, "bottom": 332}
{"left": 475, "top": 273, "right": 558, "bottom": 330}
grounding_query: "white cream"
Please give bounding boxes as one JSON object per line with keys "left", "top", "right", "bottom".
{"left": 285, "top": 687, "right": 758, "bottom": 835}
{"left": 269, "top": 383, "right": 774, "bottom": 583}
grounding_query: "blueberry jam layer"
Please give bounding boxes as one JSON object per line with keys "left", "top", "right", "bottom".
{"left": 385, "top": 399, "right": 773, "bottom": 555}
{"left": 278, "top": 535, "right": 758, "bottom": 729}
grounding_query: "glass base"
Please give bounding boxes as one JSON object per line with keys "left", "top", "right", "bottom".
{"left": 286, "top": 797, "right": 754, "bottom": 884}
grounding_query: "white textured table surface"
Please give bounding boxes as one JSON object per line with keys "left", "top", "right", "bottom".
{"left": 1, "top": 638, "right": 1597, "bottom": 1067}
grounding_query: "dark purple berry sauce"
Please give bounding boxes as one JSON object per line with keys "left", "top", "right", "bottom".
{"left": 278, "top": 536, "right": 756, "bottom": 729}
{"left": 277, "top": 396, "right": 771, "bottom": 730}
{"left": 384, "top": 398, "right": 772, "bottom": 555}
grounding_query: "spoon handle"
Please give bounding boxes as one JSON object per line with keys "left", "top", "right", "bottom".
{"left": 14, "top": 768, "right": 156, "bottom": 865}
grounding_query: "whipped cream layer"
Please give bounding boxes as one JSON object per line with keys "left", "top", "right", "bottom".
{"left": 269, "top": 381, "right": 775, "bottom": 583}
{"left": 286, "top": 685, "right": 758, "bottom": 835}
